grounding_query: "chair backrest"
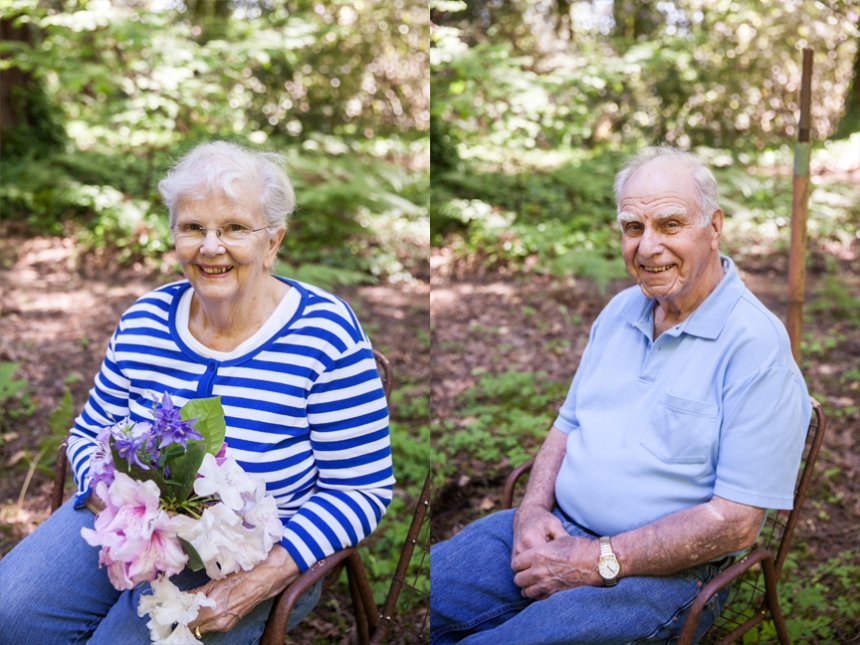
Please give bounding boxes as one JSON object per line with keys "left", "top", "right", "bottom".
{"left": 702, "top": 397, "right": 827, "bottom": 639}
{"left": 370, "top": 469, "right": 431, "bottom": 644}
{"left": 374, "top": 349, "right": 393, "bottom": 404}
{"left": 51, "top": 434, "right": 70, "bottom": 513}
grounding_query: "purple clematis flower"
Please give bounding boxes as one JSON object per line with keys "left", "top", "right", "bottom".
{"left": 90, "top": 426, "right": 116, "bottom": 488}
{"left": 158, "top": 423, "right": 203, "bottom": 450}
{"left": 153, "top": 392, "right": 182, "bottom": 430}
{"left": 113, "top": 433, "right": 151, "bottom": 471}
{"left": 106, "top": 418, "right": 155, "bottom": 471}
{"left": 153, "top": 392, "right": 202, "bottom": 449}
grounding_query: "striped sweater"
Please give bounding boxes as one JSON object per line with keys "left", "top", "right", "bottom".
{"left": 68, "top": 278, "right": 395, "bottom": 572}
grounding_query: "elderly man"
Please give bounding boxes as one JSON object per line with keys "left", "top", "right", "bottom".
{"left": 430, "top": 146, "right": 811, "bottom": 645}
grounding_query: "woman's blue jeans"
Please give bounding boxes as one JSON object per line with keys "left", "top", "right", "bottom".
{"left": 0, "top": 498, "right": 322, "bottom": 645}
{"left": 430, "top": 509, "right": 731, "bottom": 645}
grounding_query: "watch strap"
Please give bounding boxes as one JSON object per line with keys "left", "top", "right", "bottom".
{"left": 599, "top": 536, "right": 613, "bottom": 558}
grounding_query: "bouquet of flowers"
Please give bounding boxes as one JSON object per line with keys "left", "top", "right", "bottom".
{"left": 80, "top": 393, "right": 284, "bottom": 645}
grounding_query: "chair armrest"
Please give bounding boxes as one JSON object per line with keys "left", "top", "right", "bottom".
{"left": 676, "top": 548, "right": 772, "bottom": 645}
{"left": 502, "top": 458, "right": 535, "bottom": 510}
{"left": 51, "top": 434, "right": 70, "bottom": 513}
{"left": 260, "top": 548, "right": 354, "bottom": 645}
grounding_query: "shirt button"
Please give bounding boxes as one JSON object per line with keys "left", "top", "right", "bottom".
{"left": 208, "top": 363, "right": 215, "bottom": 371}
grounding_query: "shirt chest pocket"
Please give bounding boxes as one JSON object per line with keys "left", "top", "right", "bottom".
{"left": 640, "top": 391, "right": 719, "bottom": 464}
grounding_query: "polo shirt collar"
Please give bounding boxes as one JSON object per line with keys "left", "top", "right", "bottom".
{"left": 621, "top": 256, "right": 746, "bottom": 341}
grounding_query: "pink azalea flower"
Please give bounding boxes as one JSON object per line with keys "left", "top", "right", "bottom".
{"left": 214, "top": 442, "right": 229, "bottom": 466}
{"left": 81, "top": 473, "right": 188, "bottom": 590}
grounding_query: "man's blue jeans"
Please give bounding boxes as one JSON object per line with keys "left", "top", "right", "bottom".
{"left": 0, "top": 498, "right": 322, "bottom": 645}
{"left": 430, "top": 509, "right": 730, "bottom": 645}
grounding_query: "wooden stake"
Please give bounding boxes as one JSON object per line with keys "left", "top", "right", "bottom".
{"left": 787, "top": 49, "right": 813, "bottom": 364}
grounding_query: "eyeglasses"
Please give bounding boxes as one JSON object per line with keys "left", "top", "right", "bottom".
{"left": 171, "top": 222, "right": 270, "bottom": 245}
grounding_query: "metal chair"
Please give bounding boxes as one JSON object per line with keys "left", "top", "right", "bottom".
{"left": 262, "top": 468, "right": 430, "bottom": 645}
{"left": 369, "top": 468, "right": 430, "bottom": 644}
{"left": 51, "top": 350, "right": 430, "bottom": 644}
{"left": 501, "top": 397, "right": 826, "bottom": 645}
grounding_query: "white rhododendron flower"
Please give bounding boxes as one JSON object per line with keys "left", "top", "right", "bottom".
{"left": 154, "top": 624, "right": 203, "bottom": 645}
{"left": 194, "top": 454, "right": 256, "bottom": 511}
{"left": 178, "top": 503, "right": 247, "bottom": 579}
{"left": 138, "top": 575, "right": 214, "bottom": 644}
{"left": 242, "top": 481, "right": 285, "bottom": 551}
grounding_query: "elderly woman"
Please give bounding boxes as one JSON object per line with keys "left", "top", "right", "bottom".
{"left": 0, "top": 142, "right": 394, "bottom": 644}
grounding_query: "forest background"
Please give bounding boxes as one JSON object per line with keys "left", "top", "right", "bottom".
{"left": 430, "top": 1, "right": 860, "bottom": 644}
{"left": 0, "top": 1, "right": 430, "bottom": 643}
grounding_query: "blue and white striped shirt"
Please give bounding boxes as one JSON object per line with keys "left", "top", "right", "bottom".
{"left": 68, "top": 278, "right": 395, "bottom": 571}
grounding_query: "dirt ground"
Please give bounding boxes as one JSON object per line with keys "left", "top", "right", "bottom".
{"left": 0, "top": 227, "right": 430, "bottom": 645}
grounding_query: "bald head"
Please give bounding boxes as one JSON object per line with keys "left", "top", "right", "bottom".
{"left": 614, "top": 146, "right": 720, "bottom": 228}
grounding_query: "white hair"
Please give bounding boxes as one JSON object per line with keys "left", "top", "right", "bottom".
{"left": 158, "top": 141, "right": 296, "bottom": 230}
{"left": 613, "top": 146, "right": 720, "bottom": 228}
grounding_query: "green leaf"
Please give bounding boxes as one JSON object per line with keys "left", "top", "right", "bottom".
{"left": 107, "top": 428, "right": 168, "bottom": 494}
{"left": 112, "top": 441, "right": 170, "bottom": 497}
{"left": 0, "top": 362, "right": 27, "bottom": 399}
{"left": 37, "top": 387, "right": 73, "bottom": 469}
{"left": 166, "top": 440, "right": 206, "bottom": 503}
{"left": 181, "top": 397, "right": 226, "bottom": 456}
{"left": 133, "top": 465, "right": 169, "bottom": 497}
{"left": 158, "top": 443, "right": 186, "bottom": 467}
{"left": 179, "top": 537, "right": 205, "bottom": 571}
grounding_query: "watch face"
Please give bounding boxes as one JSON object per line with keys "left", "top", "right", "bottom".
{"left": 599, "top": 558, "right": 620, "bottom": 578}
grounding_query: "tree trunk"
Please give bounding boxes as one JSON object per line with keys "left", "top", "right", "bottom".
{"left": 0, "top": 15, "right": 34, "bottom": 132}
{"left": 613, "top": 0, "right": 662, "bottom": 42}
{"left": 834, "top": 15, "right": 860, "bottom": 139}
{"left": 0, "top": 14, "right": 65, "bottom": 158}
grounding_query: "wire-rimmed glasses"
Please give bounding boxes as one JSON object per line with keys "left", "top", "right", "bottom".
{"left": 171, "top": 222, "right": 270, "bottom": 245}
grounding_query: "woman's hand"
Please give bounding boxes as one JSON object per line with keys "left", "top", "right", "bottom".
{"left": 187, "top": 544, "right": 300, "bottom": 635}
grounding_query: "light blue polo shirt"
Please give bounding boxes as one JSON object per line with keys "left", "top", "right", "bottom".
{"left": 553, "top": 256, "right": 811, "bottom": 537}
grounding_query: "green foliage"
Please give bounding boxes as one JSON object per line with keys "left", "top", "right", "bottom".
{"left": 432, "top": 154, "right": 630, "bottom": 289}
{"left": 0, "top": 1, "right": 429, "bottom": 283}
{"left": 14, "top": 387, "right": 73, "bottom": 509}
{"left": 434, "top": 369, "right": 568, "bottom": 480}
{"left": 0, "top": 362, "right": 35, "bottom": 425}
{"left": 739, "top": 550, "right": 860, "bottom": 643}
{"left": 1, "top": 79, "right": 67, "bottom": 161}
{"left": 165, "top": 441, "right": 207, "bottom": 504}
{"left": 0, "top": 362, "right": 27, "bottom": 400}
{"left": 179, "top": 537, "right": 205, "bottom": 572}
{"left": 806, "top": 257, "right": 860, "bottom": 325}
{"left": 801, "top": 329, "right": 845, "bottom": 362}
{"left": 181, "top": 396, "right": 226, "bottom": 456}
{"left": 431, "top": 1, "right": 859, "bottom": 281}
{"left": 433, "top": 1, "right": 858, "bottom": 154}
{"left": 39, "top": 386, "right": 74, "bottom": 473}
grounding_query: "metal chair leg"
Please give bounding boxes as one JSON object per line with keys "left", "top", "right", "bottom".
{"left": 762, "top": 555, "right": 791, "bottom": 645}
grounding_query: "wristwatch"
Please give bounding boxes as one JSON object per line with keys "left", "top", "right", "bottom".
{"left": 597, "top": 536, "right": 620, "bottom": 586}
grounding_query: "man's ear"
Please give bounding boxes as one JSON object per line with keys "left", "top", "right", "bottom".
{"left": 709, "top": 208, "right": 723, "bottom": 250}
